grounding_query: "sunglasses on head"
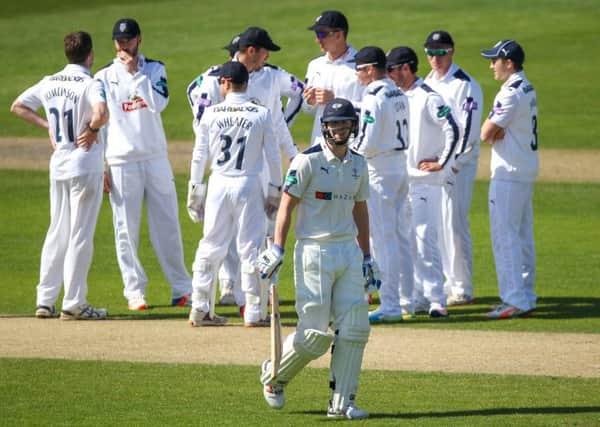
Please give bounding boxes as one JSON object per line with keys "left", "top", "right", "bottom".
{"left": 356, "top": 62, "right": 377, "bottom": 71}
{"left": 425, "top": 47, "right": 453, "bottom": 56}
{"left": 316, "top": 30, "right": 339, "bottom": 40}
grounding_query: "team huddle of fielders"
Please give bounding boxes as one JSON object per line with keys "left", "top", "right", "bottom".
{"left": 10, "top": 9, "right": 539, "bottom": 420}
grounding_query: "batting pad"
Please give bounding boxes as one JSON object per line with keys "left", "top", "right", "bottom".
{"left": 261, "top": 328, "right": 333, "bottom": 386}
{"left": 329, "top": 303, "right": 370, "bottom": 412}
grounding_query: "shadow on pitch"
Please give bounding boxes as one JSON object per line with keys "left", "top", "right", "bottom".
{"left": 297, "top": 405, "right": 600, "bottom": 420}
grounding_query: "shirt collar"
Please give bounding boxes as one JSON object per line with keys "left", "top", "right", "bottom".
{"left": 503, "top": 70, "right": 526, "bottom": 88}
{"left": 224, "top": 92, "right": 250, "bottom": 103}
{"left": 321, "top": 140, "right": 352, "bottom": 163}
{"left": 63, "top": 64, "right": 90, "bottom": 76}
{"left": 326, "top": 44, "right": 357, "bottom": 65}
{"left": 427, "top": 62, "right": 458, "bottom": 83}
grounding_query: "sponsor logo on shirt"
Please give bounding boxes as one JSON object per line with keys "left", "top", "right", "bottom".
{"left": 437, "top": 105, "right": 451, "bottom": 118}
{"left": 122, "top": 95, "right": 148, "bottom": 112}
{"left": 462, "top": 98, "right": 478, "bottom": 112}
{"left": 315, "top": 191, "right": 356, "bottom": 201}
{"left": 284, "top": 170, "right": 297, "bottom": 192}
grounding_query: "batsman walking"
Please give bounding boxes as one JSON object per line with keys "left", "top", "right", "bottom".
{"left": 257, "top": 98, "right": 380, "bottom": 420}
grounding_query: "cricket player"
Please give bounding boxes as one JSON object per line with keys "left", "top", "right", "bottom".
{"left": 480, "top": 40, "right": 539, "bottom": 319}
{"left": 95, "top": 18, "right": 192, "bottom": 310}
{"left": 303, "top": 10, "right": 365, "bottom": 146}
{"left": 187, "top": 61, "right": 282, "bottom": 326}
{"left": 351, "top": 46, "right": 414, "bottom": 323}
{"left": 258, "top": 98, "right": 380, "bottom": 419}
{"left": 423, "top": 31, "right": 484, "bottom": 306}
{"left": 387, "top": 47, "right": 459, "bottom": 318}
{"left": 10, "top": 31, "right": 109, "bottom": 320}
{"left": 186, "top": 27, "right": 303, "bottom": 312}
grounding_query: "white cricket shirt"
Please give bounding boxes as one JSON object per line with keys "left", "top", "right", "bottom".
{"left": 425, "top": 63, "right": 483, "bottom": 170}
{"left": 95, "top": 54, "right": 170, "bottom": 165}
{"left": 190, "top": 92, "right": 281, "bottom": 187}
{"left": 488, "top": 71, "right": 539, "bottom": 183}
{"left": 17, "top": 64, "right": 106, "bottom": 180}
{"left": 353, "top": 77, "right": 409, "bottom": 174}
{"left": 284, "top": 142, "right": 369, "bottom": 242}
{"left": 403, "top": 78, "right": 459, "bottom": 185}
{"left": 303, "top": 45, "right": 365, "bottom": 145}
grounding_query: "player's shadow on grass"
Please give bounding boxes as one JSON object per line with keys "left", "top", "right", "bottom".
{"left": 300, "top": 405, "right": 600, "bottom": 420}
{"left": 363, "top": 405, "right": 600, "bottom": 420}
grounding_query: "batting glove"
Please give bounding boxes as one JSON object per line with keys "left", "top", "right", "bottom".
{"left": 265, "top": 183, "right": 281, "bottom": 221}
{"left": 362, "top": 255, "right": 382, "bottom": 295}
{"left": 257, "top": 243, "right": 284, "bottom": 279}
{"left": 187, "top": 181, "right": 206, "bottom": 223}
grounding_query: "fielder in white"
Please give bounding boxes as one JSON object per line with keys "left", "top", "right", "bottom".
{"left": 480, "top": 40, "right": 539, "bottom": 319}
{"left": 10, "top": 31, "right": 109, "bottom": 320}
{"left": 95, "top": 18, "right": 192, "bottom": 310}
{"left": 187, "top": 61, "right": 282, "bottom": 326}
{"left": 186, "top": 27, "right": 302, "bottom": 311}
{"left": 303, "top": 10, "right": 365, "bottom": 146}
{"left": 424, "top": 31, "right": 484, "bottom": 306}
{"left": 351, "top": 46, "right": 414, "bottom": 323}
{"left": 387, "top": 47, "right": 459, "bottom": 318}
{"left": 258, "top": 98, "right": 380, "bottom": 420}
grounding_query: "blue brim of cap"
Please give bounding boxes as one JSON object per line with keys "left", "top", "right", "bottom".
{"left": 480, "top": 48, "right": 500, "bottom": 59}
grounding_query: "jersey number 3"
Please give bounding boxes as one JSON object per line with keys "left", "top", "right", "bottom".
{"left": 530, "top": 115, "right": 538, "bottom": 151}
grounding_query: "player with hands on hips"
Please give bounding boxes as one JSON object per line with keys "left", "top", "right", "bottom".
{"left": 10, "top": 31, "right": 109, "bottom": 320}
{"left": 423, "top": 31, "right": 484, "bottom": 307}
{"left": 480, "top": 40, "right": 539, "bottom": 319}
{"left": 95, "top": 18, "right": 193, "bottom": 311}
{"left": 351, "top": 46, "right": 414, "bottom": 324}
{"left": 386, "top": 47, "right": 459, "bottom": 318}
{"left": 188, "top": 61, "right": 282, "bottom": 327}
{"left": 259, "top": 98, "right": 374, "bottom": 420}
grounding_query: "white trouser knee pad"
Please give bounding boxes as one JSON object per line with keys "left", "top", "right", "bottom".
{"left": 262, "top": 329, "right": 333, "bottom": 386}
{"left": 330, "top": 303, "right": 370, "bottom": 412}
{"left": 241, "top": 261, "right": 264, "bottom": 322}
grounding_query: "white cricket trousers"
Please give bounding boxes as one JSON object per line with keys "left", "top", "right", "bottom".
{"left": 292, "top": 239, "right": 365, "bottom": 333}
{"left": 192, "top": 175, "right": 265, "bottom": 320}
{"left": 409, "top": 182, "right": 446, "bottom": 307}
{"left": 489, "top": 179, "right": 536, "bottom": 311}
{"left": 367, "top": 169, "right": 413, "bottom": 313}
{"left": 440, "top": 161, "right": 477, "bottom": 297}
{"left": 36, "top": 173, "right": 103, "bottom": 311}
{"left": 108, "top": 157, "right": 191, "bottom": 301}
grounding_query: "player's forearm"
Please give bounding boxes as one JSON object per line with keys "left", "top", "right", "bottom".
{"left": 273, "top": 193, "right": 297, "bottom": 250}
{"left": 353, "top": 201, "right": 371, "bottom": 256}
{"left": 89, "top": 102, "right": 109, "bottom": 130}
{"left": 481, "top": 119, "right": 504, "bottom": 143}
{"left": 10, "top": 101, "right": 48, "bottom": 130}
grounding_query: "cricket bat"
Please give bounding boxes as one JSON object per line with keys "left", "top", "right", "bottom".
{"left": 270, "top": 281, "right": 282, "bottom": 378}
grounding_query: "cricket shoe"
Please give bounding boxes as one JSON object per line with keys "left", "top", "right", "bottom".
{"left": 171, "top": 294, "right": 191, "bottom": 307}
{"left": 60, "top": 304, "right": 108, "bottom": 320}
{"left": 486, "top": 304, "right": 532, "bottom": 320}
{"left": 218, "top": 291, "right": 237, "bottom": 306}
{"left": 128, "top": 296, "right": 148, "bottom": 311}
{"left": 245, "top": 317, "right": 270, "bottom": 328}
{"left": 188, "top": 309, "right": 227, "bottom": 326}
{"left": 428, "top": 303, "right": 449, "bottom": 318}
{"left": 35, "top": 305, "right": 58, "bottom": 319}
{"left": 413, "top": 299, "right": 430, "bottom": 314}
{"left": 261, "top": 360, "right": 284, "bottom": 409}
{"left": 327, "top": 401, "right": 369, "bottom": 420}
{"left": 368, "top": 307, "right": 403, "bottom": 324}
{"left": 447, "top": 294, "right": 476, "bottom": 306}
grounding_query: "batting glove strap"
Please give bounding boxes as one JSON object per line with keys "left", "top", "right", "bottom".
{"left": 257, "top": 245, "right": 284, "bottom": 279}
{"left": 362, "top": 256, "right": 382, "bottom": 295}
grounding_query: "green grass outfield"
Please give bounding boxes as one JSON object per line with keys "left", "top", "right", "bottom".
{"left": 1, "top": 0, "right": 599, "bottom": 148}
{"left": 1, "top": 358, "right": 599, "bottom": 426}
{"left": 1, "top": 169, "right": 599, "bottom": 334}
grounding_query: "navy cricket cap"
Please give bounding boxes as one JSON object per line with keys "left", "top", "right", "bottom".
{"left": 424, "top": 30, "right": 454, "bottom": 47}
{"left": 481, "top": 40, "right": 525, "bottom": 66}
{"left": 308, "top": 10, "right": 349, "bottom": 32}
{"left": 219, "top": 61, "right": 249, "bottom": 84}
{"left": 112, "top": 18, "right": 141, "bottom": 40}
{"left": 223, "top": 34, "right": 241, "bottom": 56}
{"left": 386, "top": 46, "right": 418, "bottom": 68}
{"left": 321, "top": 98, "right": 357, "bottom": 123}
{"left": 238, "top": 27, "right": 280, "bottom": 51}
{"left": 355, "top": 46, "right": 387, "bottom": 69}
